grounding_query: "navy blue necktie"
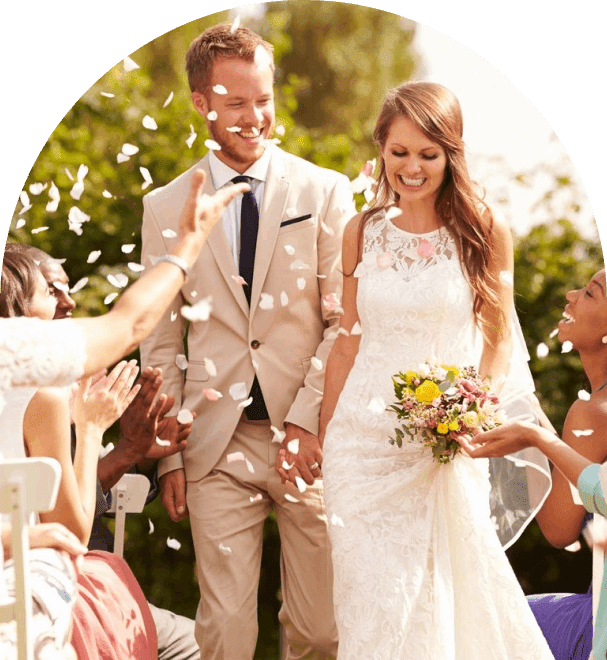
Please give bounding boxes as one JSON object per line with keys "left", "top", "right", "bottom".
{"left": 231, "top": 175, "right": 269, "bottom": 421}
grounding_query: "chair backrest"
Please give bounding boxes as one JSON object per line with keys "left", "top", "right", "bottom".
{"left": 0, "top": 457, "right": 61, "bottom": 660}
{"left": 107, "top": 473, "right": 149, "bottom": 558}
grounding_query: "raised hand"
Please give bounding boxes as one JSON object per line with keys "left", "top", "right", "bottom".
{"left": 276, "top": 423, "right": 323, "bottom": 487}
{"left": 148, "top": 413, "right": 193, "bottom": 461}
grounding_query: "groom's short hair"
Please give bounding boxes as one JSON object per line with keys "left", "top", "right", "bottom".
{"left": 186, "top": 23, "right": 275, "bottom": 94}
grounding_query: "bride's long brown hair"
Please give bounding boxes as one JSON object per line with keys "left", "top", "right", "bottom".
{"left": 355, "top": 81, "right": 501, "bottom": 339}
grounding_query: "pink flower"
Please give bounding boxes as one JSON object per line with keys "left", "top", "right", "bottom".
{"left": 417, "top": 240, "right": 436, "bottom": 259}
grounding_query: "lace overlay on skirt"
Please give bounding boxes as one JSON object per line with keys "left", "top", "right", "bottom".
{"left": 323, "top": 210, "right": 553, "bottom": 659}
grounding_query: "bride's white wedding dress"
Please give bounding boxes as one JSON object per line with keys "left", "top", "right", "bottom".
{"left": 323, "top": 211, "right": 554, "bottom": 659}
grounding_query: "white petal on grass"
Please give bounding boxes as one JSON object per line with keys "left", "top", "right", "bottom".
{"left": 15, "top": 219, "right": 26, "bottom": 229}
{"left": 107, "top": 273, "right": 129, "bottom": 288}
{"left": 284, "top": 245, "right": 295, "bottom": 256}
{"left": 499, "top": 271, "right": 514, "bottom": 287}
{"left": 102, "top": 190, "right": 113, "bottom": 199}
{"left": 175, "top": 354, "right": 189, "bottom": 370}
{"left": 385, "top": 206, "right": 403, "bottom": 221}
{"left": 100, "top": 92, "right": 115, "bottom": 98}
{"left": 163, "top": 92, "right": 174, "bottom": 108}
{"left": 295, "top": 476, "right": 307, "bottom": 493}
{"left": 121, "top": 143, "right": 139, "bottom": 156}
{"left": 104, "top": 293, "right": 118, "bottom": 305}
{"left": 155, "top": 436, "right": 171, "bottom": 447}
{"left": 181, "top": 296, "right": 213, "bottom": 322}
{"left": 203, "top": 388, "right": 223, "bottom": 401}
{"left": 280, "top": 292, "right": 289, "bottom": 307}
{"left": 140, "top": 167, "right": 153, "bottom": 189}
{"left": 287, "top": 438, "right": 299, "bottom": 455}
{"left": 166, "top": 537, "right": 181, "bottom": 551}
{"left": 311, "top": 357, "right": 323, "bottom": 370}
{"left": 549, "top": 328, "right": 559, "bottom": 338}
{"left": 123, "top": 56, "right": 140, "bottom": 72}
{"left": 31, "top": 226, "right": 49, "bottom": 234}
{"left": 121, "top": 244, "right": 136, "bottom": 254}
{"left": 284, "top": 493, "right": 299, "bottom": 503}
{"left": 271, "top": 426, "right": 286, "bottom": 443}
{"left": 536, "top": 342, "right": 549, "bottom": 358}
{"left": 297, "top": 278, "right": 306, "bottom": 291}
{"left": 564, "top": 540, "right": 581, "bottom": 553}
{"left": 29, "top": 182, "right": 47, "bottom": 195}
{"left": 142, "top": 115, "right": 158, "bottom": 130}
{"left": 254, "top": 44, "right": 272, "bottom": 70}
{"left": 204, "top": 358, "right": 217, "bottom": 377}
{"left": 148, "top": 519, "right": 154, "bottom": 534}
{"left": 350, "top": 322, "right": 362, "bottom": 335}
{"left": 70, "top": 277, "right": 88, "bottom": 294}
{"left": 259, "top": 293, "right": 274, "bottom": 310}
{"left": 128, "top": 262, "right": 145, "bottom": 273}
{"left": 331, "top": 513, "right": 345, "bottom": 527}
{"left": 237, "top": 396, "right": 254, "bottom": 410}
{"left": 218, "top": 543, "right": 232, "bottom": 555}
{"left": 212, "top": 84, "right": 228, "bottom": 95}
{"left": 117, "top": 153, "right": 130, "bottom": 164}
{"left": 161, "top": 228, "right": 177, "bottom": 239}
{"left": 205, "top": 139, "right": 222, "bottom": 151}
{"left": 572, "top": 429, "right": 594, "bottom": 437}
{"left": 578, "top": 390, "right": 591, "bottom": 401}
{"left": 367, "top": 396, "right": 386, "bottom": 414}
{"left": 87, "top": 250, "right": 101, "bottom": 264}
{"left": 230, "top": 14, "right": 241, "bottom": 33}
{"left": 289, "top": 259, "right": 310, "bottom": 271}
{"left": 561, "top": 341, "right": 573, "bottom": 353}
{"left": 206, "top": 110, "right": 218, "bottom": 121}
{"left": 177, "top": 409, "right": 194, "bottom": 424}
{"left": 226, "top": 126, "right": 241, "bottom": 132}
{"left": 229, "top": 382, "right": 248, "bottom": 401}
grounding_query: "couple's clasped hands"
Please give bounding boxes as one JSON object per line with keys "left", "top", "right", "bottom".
{"left": 276, "top": 424, "right": 323, "bottom": 488}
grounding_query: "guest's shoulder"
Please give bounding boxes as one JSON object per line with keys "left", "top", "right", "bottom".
{"left": 563, "top": 397, "right": 607, "bottom": 448}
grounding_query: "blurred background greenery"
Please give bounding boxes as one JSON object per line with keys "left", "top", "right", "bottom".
{"left": 7, "top": 2, "right": 603, "bottom": 658}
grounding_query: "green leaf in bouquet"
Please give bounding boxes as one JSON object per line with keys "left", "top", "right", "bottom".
{"left": 438, "top": 380, "right": 453, "bottom": 393}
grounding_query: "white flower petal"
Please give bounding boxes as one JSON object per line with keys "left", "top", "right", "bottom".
{"left": 286, "top": 207, "right": 297, "bottom": 218}
{"left": 121, "top": 244, "right": 136, "bottom": 253}
{"left": 250, "top": 493, "right": 263, "bottom": 503}
{"left": 237, "top": 396, "right": 254, "bottom": 410}
{"left": 564, "top": 540, "right": 581, "bottom": 552}
{"left": 280, "top": 291, "right": 289, "bottom": 307}
{"left": 289, "top": 259, "right": 310, "bottom": 271}
{"left": 218, "top": 543, "right": 232, "bottom": 555}
{"left": 204, "top": 139, "right": 222, "bottom": 151}
{"left": 204, "top": 358, "right": 217, "bottom": 377}
{"left": 117, "top": 153, "right": 130, "bottom": 163}
{"left": 385, "top": 206, "right": 403, "bottom": 221}
{"left": 31, "top": 226, "right": 49, "bottom": 234}
{"left": 123, "top": 56, "right": 140, "bottom": 72}
{"left": 100, "top": 92, "right": 115, "bottom": 98}
{"left": 186, "top": 132, "right": 197, "bottom": 148}
{"left": 175, "top": 354, "right": 189, "bottom": 370}
{"left": 254, "top": 44, "right": 272, "bottom": 69}
{"left": 271, "top": 426, "right": 286, "bottom": 443}
{"left": 230, "top": 14, "right": 241, "bottom": 33}
{"left": 284, "top": 245, "right": 295, "bottom": 256}
{"left": 70, "top": 277, "right": 88, "bottom": 294}
{"left": 536, "top": 342, "right": 549, "bottom": 358}
{"left": 561, "top": 340, "right": 573, "bottom": 353}
{"left": 212, "top": 84, "right": 228, "bottom": 95}
{"left": 227, "top": 452, "right": 245, "bottom": 463}
{"left": 163, "top": 92, "right": 174, "bottom": 108}
{"left": 15, "top": 218, "right": 26, "bottom": 229}
{"left": 229, "top": 382, "right": 248, "bottom": 401}
{"left": 140, "top": 166, "right": 153, "bottom": 189}
{"left": 367, "top": 396, "right": 386, "bottom": 414}
{"left": 29, "top": 182, "right": 47, "bottom": 195}
{"left": 170, "top": 311, "right": 178, "bottom": 322}
{"left": 76, "top": 165, "right": 88, "bottom": 182}
{"left": 259, "top": 293, "right": 274, "bottom": 310}
{"left": 102, "top": 190, "right": 113, "bottom": 199}
{"left": 107, "top": 273, "right": 129, "bottom": 288}
{"left": 350, "top": 322, "right": 362, "bottom": 335}
{"left": 104, "top": 292, "right": 118, "bottom": 305}
{"left": 295, "top": 476, "right": 307, "bottom": 493}
{"left": 231, "top": 275, "right": 247, "bottom": 286}
{"left": 148, "top": 519, "right": 154, "bottom": 534}
{"left": 87, "top": 250, "right": 101, "bottom": 264}
{"left": 287, "top": 438, "right": 299, "bottom": 455}
{"left": 284, "top": 493, "right": 299, "bottom": 503}
{"left": 275, "top": 123, "right": 286, "bottom": 137}
{"left": 166, "top": 537, "right": 181, "bottom": 550}
{"left": 203, "top": 388, "right": 223, "bottom": 401}
{"left": 121, "top": 143, "right": 139, "bottom": 156}
{"left": 161, "top": 228, "right": 177, "bottom": 239}
{"left": 155, "top": 436, "right": 171, "bottom": 447}
{"left": 572, "top": 429, "right": 594, "bottom": 437}
{"left": 549, "top": 328, "right": 559, "bottom": 338}
{"left": 245, "top": 458, "right": 255, "bottom": 474}
{"left": 297, "top": 278, "right": 306, "bottom": 291}
{"left": 499, "top": 271, "right": 514, "bottom": 287}
{"left": 142, "top": 115, "right": 158, "bottom": 130}
{"left": 64, "top": 168, "right": 75, "bottom": 182}
{"left": 206, "top": 110, "right": 218, "bottom": 121}
{"left": 181, "top": 296, "right": 213, "bottom": 322}
{"left": 128, "top": 262, "right": 145, "bottom": 273}
{"left": 578, "top": 389, "right": 591, "bottom": 401}
{"left": 176, "top": 409, "right": 194, "bottom": 424}
{"left": 330, "top": 513, "right": 345, "bottom": 527}
{"left": 282, "top": 460, "right": 294, "bottom": 470}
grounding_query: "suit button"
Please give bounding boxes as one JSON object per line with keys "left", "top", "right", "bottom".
{"left": 251, "top": 340, "right": 261, "bottom": 349}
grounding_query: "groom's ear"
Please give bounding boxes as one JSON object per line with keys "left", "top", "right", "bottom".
{"left": 192, "top": 91, "right": 209, "bottom": 119}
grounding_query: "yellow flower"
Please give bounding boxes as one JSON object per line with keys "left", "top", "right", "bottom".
{"left": 441, "top": 364, "right": 460, "bottom": 377}
{"left": 437, "top": 423, "right": 449, "bottom": 434}
{"left": 404, "top": 370, "right": 418, "bottom": 384}
{"left": 415, "top": 380, "right": 441, "bottom": 404}
{"left": 448, "top": 420, "right": 459, "bottom": 431}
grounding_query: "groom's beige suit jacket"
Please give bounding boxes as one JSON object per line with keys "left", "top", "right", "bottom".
{"left": 140, "top": 146, "right": 354, "bottom": 482}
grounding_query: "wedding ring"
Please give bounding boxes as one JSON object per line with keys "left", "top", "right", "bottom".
{"left": 309, "top": 462, "right": 320, "bottom": 471}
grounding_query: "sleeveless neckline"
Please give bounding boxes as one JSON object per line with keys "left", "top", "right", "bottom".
{"left": 383, "top": 208, "right": 444, "bottom": 238}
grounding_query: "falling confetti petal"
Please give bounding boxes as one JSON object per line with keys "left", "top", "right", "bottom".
{"left": 140, "top": 166, "right": 153, "bottom": 189}
{"left": 191, "top": 291, "right": 198, "bottom": 297}
{"left": 177, "top": 409, "right": 194, "bottom": 424}
{"left": 282, "top": 460, "right": 294, "bottom": 470}
{"left": 148, "top": 519, "right": 154, "bottom": 534}
{"left": 289, "top": 259, "right": 310, "bottom": 271}
{"left": 349, "top": 172, "right": 374, "bottom": 194}
{"left": 155, "top": 437, "right": 171, "bottom": 447}
{"left": 297, "top": 278, "right": 306, "bottom": 290}
{"left": 31, "top": 226, "right": 49, "bottom": 234}
{"left": 142, "top": 115, "right": 158, "bottom": 130}
{"left": 104, "top": 293, "right": 118, "bottom": 305}
{"left": 87, "top": 250, "right": 101, "bottom": 264}
{"left": 238, "top": 397, "right": 254, "bottom": 410}
{"left": 385, "top": 206, "right": 403, "bottom": 221}
{"left": 259, "top": 293, "right": 274, "bottom": 310}
{"left": 107, "top": 273, "right": 129, "bottom": 288}
{"left": 331, "top": 514, "right": 345, "bottom": 527}
{"left": 230, "top": 14, "right": 241, "bottom": 33}
{"left": 67, "top": 206, "right": 90, "bottom": 235}
{"left": 166, "top": 537, "right": 181, "bottom": 550}
{"left": 163, "top": 92, "right": 174, "bottom": 108}
{"left": 286, "top": 207, "right": 298, "bottom": 218}
{"left": 499, "top": 271, "right": 514, "bottom": 287}
{"left": 46, "top": 182, "right": 60, "bottom": 212}
{"left": 123, "top": 56, "right": 140, "bottom": 72}
{"left": 161, "top": 228, "right": 177, "bottom": 239}
{"left": 350, "top": 322, "right": 362, "bottom": 335}
{"left": 254, "top": 44, "right": 272, "bottom": 69}
{"left": 203, "top": 388, "right": 223, "bottom": 401}
{"left": 219, "top": 543, "right": 232, "bottom": 555}
{"left": 128, "top": 262, "right": 145, "bottom": 273}
{"left": 204, "top": 358, "right": 217, "bottom": 377}
{"left": 250, "top": 493, "right": 263, "bottom": 503}
{"left": 363, "top": 188, "right": 374, "bottom": 203}
{"left": 271, "top": 426, "right": 286, "bottom": 443}
{"left": 226, "top": 126, "right": 242, "bottom": 132}
{"left": 15, "top": 218, "right": 26, "bottom": 229}
{"left": 317, "top": 274, "right": 327, "bottom": 279}
{"left": 70, "top": 277, "right": 88, "bottom": 294}
{"left": 29, "top": 182, "right": 47, "bottom": 195}
{"left": 245, "top": 458, "right": 255, "bottom": 473}
{"left": 536, "top": 343, "right": 549, "bottom": 358}
{"left": 311, "top": 357, "right": 323, "bottom": 370}
{"left": 205, "top": 139, "right": 222, "bottom": 151}
{"left": 212, "top": 84, "right": 228, "bottom": 95}
{"left": 175, "top": 354, "right": 189, "bottom": 370}
{"left": 170, "top": 311, "right": 177, "bottom": 322}
{"left": 206, "top": 110, "right": 218, "bottom": 121}
{"left": 561, "top": 341, "right": 573, "bottom": 353}
{"left": 284, "top": 245, "right": 295, "bottom": 256}
{"left": 367, "top": 396, "right": 386, "bottom": 414}
{"left": 578, "top": 390, "right": 591, "bottom": 401}
{"left": 100, "top": 92, "right": 115, "bottom": 98}
{"left": 229, "top": 382, "right": 248, "bottom": 401}
{"left": 564, "top": 541, "right": 581, "bottom": 552}
{"left": 227, "top": 452, "right": 245, "bottom": 463}
{"left": 231, "top": 275, "right": 247, "bottom": 286}
{"left": 275, "top": 123, "right": 286, "bottom": 137}
{"left": 284, "top": 493, "right": 299, "bottom": 503}
{"left": 549, "top": 328, "right": 559, "bottom": 339}
{"left": 295, "top": 476, "right": 307, "bottom": 493}
{"left": 121, "top": 244, "right": 136, "bottom": 253}
{"left": 280, "top": 292, "right": 289, "bottom": 307}
{"left": 52, "top": 281, "right": 69, "bottom": 294}
{"left": 117, "top": 153, "right": 130, "bottom": 164}
{"left": 181, "top": 296, "right": 213, "bottom": 322}
{"left": 572, "top": 429, "right": 594, "bottom": 437}
{"left": 102, "top": 190, "right": 113, "bottom": 199}
{"left": 121, "top": 143, "right": 139, "bottom": 156}
{"left": 64, "top": 168, "right": 75, "bottom": 182}
{"left": 287, "top": 439, "right": 299, "bottom": 455}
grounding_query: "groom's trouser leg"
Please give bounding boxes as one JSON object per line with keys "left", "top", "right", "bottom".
{"left": 187, "top": 419, "right": 273, "bottom": 660}
{"left": 269, "top": 467, "right": 338, "bottom": 659}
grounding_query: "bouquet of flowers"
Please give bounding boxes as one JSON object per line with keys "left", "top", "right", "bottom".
{"left": 388, "top": 362, "right": 504, "bottom": 464}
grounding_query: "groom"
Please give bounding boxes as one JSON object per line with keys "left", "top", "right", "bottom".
{"left": 140, "top": 23, "right": 355, "bottom": 659}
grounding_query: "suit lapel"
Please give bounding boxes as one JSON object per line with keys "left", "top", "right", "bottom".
{"left": 250, "top": 150, "right": 290, "bottom": 316}
{"left": 202, "top": 158, "right": 250, "bottom": 317}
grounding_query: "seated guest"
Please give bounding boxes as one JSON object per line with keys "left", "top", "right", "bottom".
{"left": 466, "top": 268, "right": 607, "bottom": 660}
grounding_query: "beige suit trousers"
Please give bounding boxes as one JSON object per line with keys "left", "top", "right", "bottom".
{"left": 187, "top": 417, "right": 337, "bottom": 660}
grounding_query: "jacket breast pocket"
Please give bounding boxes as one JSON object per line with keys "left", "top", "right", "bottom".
{"left": 185, "top": 361, "right": 209, "bottom": 383}
{"left": 279, "top": 216, "right": 315, "bottom": 234}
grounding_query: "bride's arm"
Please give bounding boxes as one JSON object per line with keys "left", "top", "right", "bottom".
{"left": 318, "top": 214, "right": 363, "bottom": 446}
{"left": 477, "top": 214, "right": 514, "bottom": 390}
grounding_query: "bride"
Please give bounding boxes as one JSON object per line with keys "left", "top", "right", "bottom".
{"left": 319, "top": 82, "right": 554, "bottom": 659}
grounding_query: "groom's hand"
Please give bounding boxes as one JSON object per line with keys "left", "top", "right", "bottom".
{"left": 160, "top": 468, "right": 189, "bottom": 521}
{"left": 276, "top": 423, "right": 323, "bottom": 486}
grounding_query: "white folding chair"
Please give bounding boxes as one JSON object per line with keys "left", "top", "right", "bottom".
{"left": 0, "top": 457, "right": 61, "bottom": 660}
{"left": 107, "top": 473, "right": 150, "bottom": 558}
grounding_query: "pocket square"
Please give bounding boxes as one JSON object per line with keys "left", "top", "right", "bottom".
{"left": 280, "top": 214, "right": 312, "bottom": 227}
